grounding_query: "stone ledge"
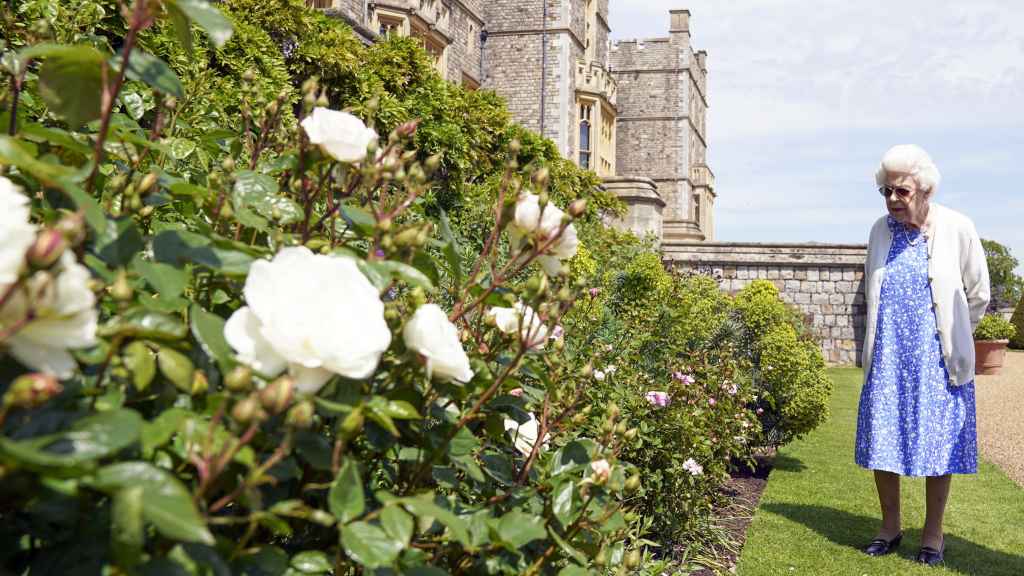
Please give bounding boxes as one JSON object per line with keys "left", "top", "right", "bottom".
{"left": 663, "top": 241, "right": 868, "bottom": 266}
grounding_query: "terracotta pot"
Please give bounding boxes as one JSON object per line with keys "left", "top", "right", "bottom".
{"left": 974, "top": 339, "right": 1009, "bottom": 376}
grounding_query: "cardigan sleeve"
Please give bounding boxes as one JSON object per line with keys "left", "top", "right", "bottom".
{"left": 960, "top": 221, "right": 991, "bottom": 331}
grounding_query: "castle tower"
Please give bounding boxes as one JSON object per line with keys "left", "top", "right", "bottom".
{"left": 610, "top": 9, "right": 715, "bottom": 241}
{"left": 480, "top": 0, "right": 616, "bottom": 177}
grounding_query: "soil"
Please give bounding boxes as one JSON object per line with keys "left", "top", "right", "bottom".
{"left": 687, "top": 450, "right": 775, "bottom": 575}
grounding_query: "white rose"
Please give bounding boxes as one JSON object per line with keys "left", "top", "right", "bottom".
{"left": 300, "top": 107, "right": 379, "bottom": 163}
{"left": 403, "top": 303, "right": 474, "bottom": 383}
{"left": 590, "top": 459, "right": 611, "bottom": 482}
{"left": 3, "top": 253, "right": 98, "bottom": 378}
{"left": 0, "top": 176, "right": 37, "bottom": 285}
{"left": 593, "top": 370, "right": 606, "bottom": 382}
{"left": 224, "top": 247, "right": 391, "bottom": 394}
{"left": 487, "top": 302, "right": 548, "bottom": 349}
{"left": 509, "top": 193, "right": 578, "bottom": 276}
{"left": 503, "top": 412, "right": 548, "bottom": 456}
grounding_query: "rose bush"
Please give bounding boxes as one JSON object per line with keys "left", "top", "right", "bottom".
{"left": 0, "top": 2, "right": 654, "bottom": 573}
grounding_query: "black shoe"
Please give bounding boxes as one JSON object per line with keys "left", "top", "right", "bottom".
{"left": 916, "top": 542, "right": 945, "bottom": 566}
{"left": 864, "top": 533, "right": 903, "bottom": 556}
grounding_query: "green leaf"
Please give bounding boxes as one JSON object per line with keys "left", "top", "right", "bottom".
{"left": 167, "top": 4, "right": 194, "bottom": 54}
{"left": 141, "top": 408, "right": 190, "bottom": 458}
{"left": 92, "top": 462, "right": 214, "bottom": 545}
{"left": 552, "top": 479, "right": 575, "bottom": 527}
{"left": 95, "top": 216, "right": 145, "bottom": 266}
{"left": 556, "top": 564, "right": 590, "bottom": 576}
{"left": 124, "top": 340, "right": 157, "bottom": 392}
{"left": 19, "top": 122, "right": 92, "bottom": 155}
{"left": 153, "top": 230, "right": 255, "bottom": 276}
{"left": 111, "top": 486, "right": 145, "bottom": 569}
{"left": 134, "top": 256, "right": 189, "bottom": 299}
{"left": 289, "top": 551, "right": 331, "bottom": 574}
{"left": 495, "top": 510, "right": 547, "bottom": 549}
{"left": 399, "top": 494, "right": 470, "bottom": 545}
{"left": 121, "top": 91, "right": 147, "bottom": 121}
{"left": 328, "top": 459, "right": 364, "bottom": 523}
{"left": 370, "top": 396, "right": 421, "bottom": 420}
{"left": 167, "top": 137, "right": 197, "bottom": 160}
{"left": 551, "top": 440, "right": 592, "bottom": 476}
{"left": 366, "top": 261, "right": 435, "bottom": 291}
{"left": 158, "top": 347, "right": 195, "bottom": 392}
{"left": 0, "top": 409, "right": 143, "bottom": 475}
{"left": 232, "top": 170, "right": 300, "bottom": 227}
{"left": 0, "top": 136, "right": 105, "bottom": 231}
{"left": 99, "top": 309, "right": 189, "bottom": 340}
{"left": 339, "top": 522, "right": 402, "bottom": 568}
{"left": 232, "top": 546, "right": 288, "bottom": 576}
{"left": 189, "top": 304, "right": 234, "bottom": 373}
{"left": 168, "top": 182, "right": 212, "bottom": 199}
{"left": 167, "top": 0, "right": 234, "bottom": 48}
{"left": 439, "top": 210, "right": 462, "bottom": 289}
{"left": 379, "top": 506, "right": 413, "bottom": 547}
{"left": 35, "top": 45, "right": 105, "bottom": 126}
{"left": 113, "top": 49, "right": 184, "bottom": 98}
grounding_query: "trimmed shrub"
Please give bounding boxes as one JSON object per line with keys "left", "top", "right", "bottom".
{"left": 1012, "top": 295, "right": 1024, "bottom": 350}
{"left": 733, "top": 280, "right": 833, "bottom": 446}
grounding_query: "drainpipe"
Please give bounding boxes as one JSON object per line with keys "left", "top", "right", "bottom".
{"left": 540, "top": 1, "right": 548, "bottom": 137}
{"left": 479, "top": 28, "right": 488, "bottom": 83}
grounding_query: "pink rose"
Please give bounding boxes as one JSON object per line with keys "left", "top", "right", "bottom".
{"left": 645, "top": 391, "right": 671, "bottom": 407}
{"left": 509, "top": 388, "right": 524, "bottom": 397}
{"left": 590, "top": 459, "right": 611, "bottom": 482}
{"left": 708, "top": 397, "right": 716, "bottom": 406}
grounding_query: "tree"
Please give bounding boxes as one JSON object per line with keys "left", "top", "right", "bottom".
{"left": 982, "top": 239, "right": 1023, "bottom": 310}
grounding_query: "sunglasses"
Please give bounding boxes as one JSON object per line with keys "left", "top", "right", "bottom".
{"left": 878, "top": 185, "right": 913, "bottom": 199}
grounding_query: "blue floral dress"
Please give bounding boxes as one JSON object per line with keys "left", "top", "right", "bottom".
{"left": 855, "top": 216, "right": 978, "bottom": 476}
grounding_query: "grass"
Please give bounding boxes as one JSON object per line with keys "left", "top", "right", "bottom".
{"left": 735, "top": 368, "right": 1024, "bottom": 576}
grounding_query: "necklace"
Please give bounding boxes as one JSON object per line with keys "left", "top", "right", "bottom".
{"left": 901, "top": 223, "right": 926, "bottom": 246}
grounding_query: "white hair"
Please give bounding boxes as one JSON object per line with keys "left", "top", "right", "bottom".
{"left": 874, "top": 144, "right": 941, "bottom": 194}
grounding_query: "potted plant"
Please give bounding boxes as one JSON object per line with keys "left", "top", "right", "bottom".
{"left": 974, "top": 315, "right": 1017, "bottom": 375}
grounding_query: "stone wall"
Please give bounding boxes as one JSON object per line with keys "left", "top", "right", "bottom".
{"left": 663, "top": 242, "right": 869, "bottom": 366}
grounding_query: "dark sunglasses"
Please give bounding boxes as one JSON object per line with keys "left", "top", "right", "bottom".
{"left": 878, "top": 185, "right": 913, "bottom": 199}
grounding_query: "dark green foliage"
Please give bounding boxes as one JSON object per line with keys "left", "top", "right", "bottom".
{"left": 982, "top": 239, "right": 1023, "bottom": 310}
{"left": 734, "top": 280, "right": 833, "bottom": 446}
{"left": 1011, "top": 295, "right": 1024, "bottom": 349}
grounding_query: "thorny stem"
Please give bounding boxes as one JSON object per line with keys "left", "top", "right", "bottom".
{"left": 88, "top": 0, "right": 152, "bottom": 191}
{"left": 208, "top": 430, "right": 294, "bottom": 513}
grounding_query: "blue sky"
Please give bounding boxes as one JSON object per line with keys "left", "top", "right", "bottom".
{"left": 610, "top": 1, "right": 1024, "bottom": 273}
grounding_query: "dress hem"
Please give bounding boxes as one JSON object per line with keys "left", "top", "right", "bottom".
{"left": 855, "top": 460, "right": 977, "bottom": 477}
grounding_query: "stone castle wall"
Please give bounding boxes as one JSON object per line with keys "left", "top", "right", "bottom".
{"left": 664, "top": 242, "right": 869, "bottom": 366}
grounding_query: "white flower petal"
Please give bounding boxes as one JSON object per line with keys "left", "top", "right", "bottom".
{"left": 224, "top": 306, "right": 288, "bottom": 377}
{"left": 403, "top": 304, "right": 474, "bottom": 383}
{"left": 8, "top": 338, "right": 78, "bottom": 379}
{"left": 289, "top": 363, "right": 334, "bottom": 394}
{"left": 301, "top": 107, "right": 378, "bottom": 163}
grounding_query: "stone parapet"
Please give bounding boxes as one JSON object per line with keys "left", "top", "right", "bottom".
{"left": 664, "top": 242, "right": 870, "bottom": 366}
{"left": 603, "top": 176, "right": 664, "bottom": 246}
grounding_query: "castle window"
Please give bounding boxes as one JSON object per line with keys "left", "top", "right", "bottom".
{"left": 374, "top": 10, "right": 407, "bottom": 38}
{"left": 599, "top": 107, "right": 614, "bottom": 175}
{"left": 411, "top": 25, "right": 448, "bottom": 75}
{"left": 578, "top": 102, "right": 593, "bottom": 169}
{"left": 693, "top": 193, "right": 701, "bottom": 224}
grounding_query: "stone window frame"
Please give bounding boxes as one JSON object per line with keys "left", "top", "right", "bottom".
{"left": 373, "top": 8, "right": 409, "bottom": 38}
{"left": 461, "top": 72, "right": 479, "bottom": 91}
{"left": 598, "top": 102, "right": 615, "bottom": 176}
{"left": 410, "top": 22, "right": 449, "bottom": 76}
{"left": 578, "top": 99, "right": 594, "bottom": 170}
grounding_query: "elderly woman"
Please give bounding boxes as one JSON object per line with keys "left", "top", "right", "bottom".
{"left": 855, "top": 145, "right": 990, "bottom": 566}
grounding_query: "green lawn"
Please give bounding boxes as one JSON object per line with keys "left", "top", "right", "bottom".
{"left": 736, "top": 368, "right": 1024, "bottom": 576}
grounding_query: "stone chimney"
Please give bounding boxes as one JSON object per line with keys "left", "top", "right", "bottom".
{"left": 696, "top": 50, "right": 707, "bottom": 71}
{"left": 669, "top": 9, "right": 690, "bottom": 33}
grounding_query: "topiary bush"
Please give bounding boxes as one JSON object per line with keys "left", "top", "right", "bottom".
{"left": 733, "top": 280, "right": 833, "bottom": 446}
{"left": 974, "top": 314, "right": 1017, "bottom": 342}
{"left": 1012, "top": 295, "right": 1024, "bottom": 350}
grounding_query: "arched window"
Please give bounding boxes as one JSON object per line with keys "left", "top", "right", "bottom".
{"left": 579, "top": 102, "right": 593, "bottom": 169}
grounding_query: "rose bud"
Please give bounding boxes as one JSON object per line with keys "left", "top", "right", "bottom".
{"left": 396, "top": 119, "right": 420, "bottom": 138}
{"left": 3, "top": 373, "right": 62, "bottom": 409}
{"left": 625, "top": 474, "right": 641, "bottom": 493}
{"left": 55, "top": 213, "right": 86, "bottom": 246}
{"left": 259, "top": 375, "right": 295, "bottom": 415}
{"left": 189, "top": 370, "right": 209, "bottom": 396}
{"left": 590, "top": 459, "right": 611, "bottom": 484}
{"left": 231, "top": 395, "right": 266, "bottom": 424}
{"left": 286, "top": 400, "right": 315, "bottom": 429}
{"left": 625, "top": 550, "right": 641, "bottom": 569}
{"left": 223, "top": 364, "right": 252, "bottom": 391}
{"left": 339, "top": 408, "right": 365, "bottom": 440}
{"left": 137, "top": 172, "right": 158, "bottom": 195}
{"left": 27, "top": 229, "right": 67, "bottom": 269}
{"left": 568, "top": 199, "right": 587, "bottom": 218}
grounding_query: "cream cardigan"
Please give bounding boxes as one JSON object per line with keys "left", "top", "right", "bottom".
{"left": 863, "top": 203, "right": 991, "bottom": 386}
